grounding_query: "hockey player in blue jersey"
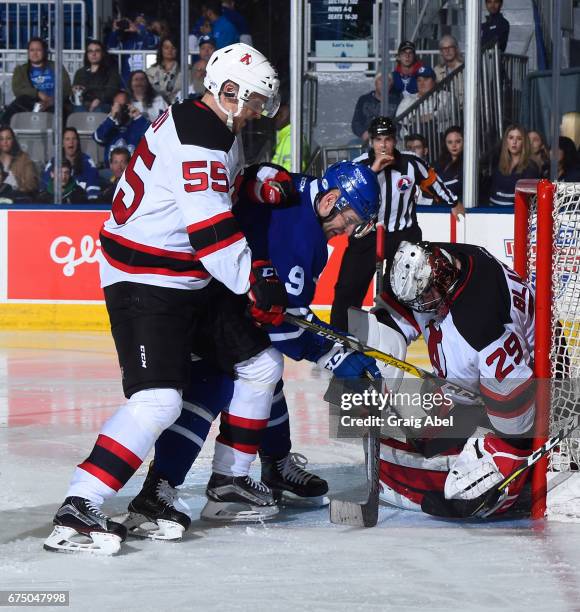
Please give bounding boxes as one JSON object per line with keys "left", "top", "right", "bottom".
{"left": 124, "top": 161, "right": 382, "bottom": 533}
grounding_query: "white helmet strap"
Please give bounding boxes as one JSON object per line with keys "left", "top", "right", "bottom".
{"left": 214, "top": 83, "right": 247, "bottom": 131}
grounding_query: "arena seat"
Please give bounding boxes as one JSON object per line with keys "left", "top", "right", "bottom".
{"left": 10, "top": 112, "right": 54, "bottom": 166}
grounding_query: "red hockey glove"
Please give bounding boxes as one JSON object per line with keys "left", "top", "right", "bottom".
{"left": 247, "top": 260, "right": 288, "bottom": 326}
{"left": 237, "top": 163, "right": 296, "bottom": 206}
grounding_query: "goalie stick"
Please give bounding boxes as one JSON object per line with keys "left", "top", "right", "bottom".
{"left": 421, "top": 411, "right": 580, "bottom": 518}
{"left": 328, "top": 224, "right": 385, "bottom": 528}
{"left": 329, "top": 376, "right": 382, "bottom": 527}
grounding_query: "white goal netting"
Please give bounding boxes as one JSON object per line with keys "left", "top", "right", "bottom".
{"left": 526, "top": 182, "right": 580, "bottom": 520}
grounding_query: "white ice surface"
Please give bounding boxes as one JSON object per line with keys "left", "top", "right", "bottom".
{"left": 1, "top": 331, "right": 580, "bottom": 612}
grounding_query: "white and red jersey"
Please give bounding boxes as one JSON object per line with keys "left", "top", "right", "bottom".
{"left": 99, "top": 99, "right": 251, "bottom": 294}
{"left": 377, "top": 243, "right": 536, "bottom": 435}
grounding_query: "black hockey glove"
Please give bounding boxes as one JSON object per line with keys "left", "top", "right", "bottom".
{"left": 247, "top": 259, "right": 288, "bottom": 326}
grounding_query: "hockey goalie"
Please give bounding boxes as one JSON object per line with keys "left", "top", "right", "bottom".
{"left": 357, "top": 240, "right": 537, "bottom": 518}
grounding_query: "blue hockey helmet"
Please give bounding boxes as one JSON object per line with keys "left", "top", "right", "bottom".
{"left": 321, "top": 161, "right": 380, "bottom": 224}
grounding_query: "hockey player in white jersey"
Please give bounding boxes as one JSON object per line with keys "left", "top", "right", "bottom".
{"left": 375, "top": 241, "right": 536, "bottom": 518}
{"left": 44, "top": 43, "right": 288, "bottom": 555}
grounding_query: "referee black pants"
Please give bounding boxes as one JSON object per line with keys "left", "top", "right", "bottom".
{"left": 330, "top": 225, "right": 423, "bottom": 331}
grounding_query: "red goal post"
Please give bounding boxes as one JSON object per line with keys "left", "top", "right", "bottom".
{"left": 514, "top": 179, "right": 580, "bottom": 520}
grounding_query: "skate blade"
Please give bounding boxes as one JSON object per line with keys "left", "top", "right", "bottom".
{"left": 278, "top": 491, "right": 330, "bottom": 508}
{"left": 43, "top": 526, "right": 122, "bottom": 555}
{"left": 116, "top": 512, "right": 186, "bottom": 541}
{"left": 200, "top": 500, "right": 279, "bottom": 522}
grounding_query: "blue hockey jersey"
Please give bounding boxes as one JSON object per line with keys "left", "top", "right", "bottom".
{"left": 233, "top": 173, "right": 335, "bottom": 363}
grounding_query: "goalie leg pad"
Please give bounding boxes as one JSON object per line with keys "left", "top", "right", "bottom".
{"left": 379, "top": 437, "right": 459, "bottom": 511}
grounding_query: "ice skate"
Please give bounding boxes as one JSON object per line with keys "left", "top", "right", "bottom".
{"left": 44, "top": 496, "right": 127, "bottom": 555}
{"left": 261, "top": 452, "right": 329, "bottom": 507}
{"left": 201, "top": 473, "right": 279, "bottom": 522}
{"left": 122, "top": 464, "right": 191, "bottom": 540}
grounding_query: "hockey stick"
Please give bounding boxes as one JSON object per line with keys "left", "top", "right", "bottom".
{"left": 329, "top": 226, "right": 385, "bottom": 528}
{"left": 284, "top": 313, "right": 484, "bottom": 406}
{"left": 329, "top": 376, "right": 382, "bottom": 527}
{"left": 421, "top": 412, "right": 580, "bottom": 519}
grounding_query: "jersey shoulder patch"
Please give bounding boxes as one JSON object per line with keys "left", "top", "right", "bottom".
{"left": 444, "top": 243, "right": 511, "bottom": 351}
{"left": 171, "top": 100, "right": 235, "bottom": 152}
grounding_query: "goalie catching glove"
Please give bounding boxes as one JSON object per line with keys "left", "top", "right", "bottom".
{"left": 247, "top": 259, "right": 288, "bottom": 326}
{"left": 442, "top": 433, "right": 532, "bottom": 517}
{"left": 235, "top": 163, "right": 296, "bottom": 206}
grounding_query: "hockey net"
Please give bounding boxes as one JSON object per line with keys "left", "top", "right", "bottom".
{"left": 515, "top": 180, "right": 580, "bottom": 520}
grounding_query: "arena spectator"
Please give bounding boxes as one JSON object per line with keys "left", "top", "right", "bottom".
{"left": 528, "top": 130, "right": 550, "bottom": 178}
{"left": 405, "top": 133, "right": 433, "bottom": 205}
{"left": 434, "top": 126, "right": 463, "bottom": 201}
{"left": 561, "top": 112, "right": 580, "bottom": 150}
{"left": 435, "top": 34, "right": 464, "bottom": 106}
{"left": 489, "top": 124, "right": 540, "bottom": 206}
{"left": 128, "top": 70, "right": 167, "bottom": 122}
{"left": 435, "top": 34, "right": 463, "bottom": 81}
{"left": 0, "top": 126, "right": 39, "bottom": 199}
{"left": 481, "top": 0, "right": 510, "bottom": 52}
{"left": 146, "top": 36, "right": 183, "bottom": 104}
{"left": 149, "top": 19, "right": 171, "bottom": 46}
{"left": 189, "top": 6, "right": 211, "bottom": 53}
{"left": 391, "top": 41, "right": 424, "bottom": 98}
{"left": 93, "top": 90, "right": 149, "bottom": 167}
{"left": 106, "top": 17, "right": 157, "bottom": 84}
{"left": 100, "top": 147, "right": 130, "bottom": 203}
{"left": 396, "top": 66, "right": 452, "bottom": 139}
{"left": 205, "top": 0, "right": 239, "bottom": 49}
{"left": 351, "top": 72, "right": 399, "bottom": 142}
{"left": 72, "top": 40, "right": 122, "bottom": 113}
{"left": 0, "top": 164, "right": 15, "bottom": 201}
{"left": 38, "top": 159, "right": 88, "bottom": 204}
{"left": 42, "top": 127, "right": 100, "bottom": 200}
{"left": 1, "top": 37, "right": 72, "bottom": 125}
{"left": 404, "top": 133, "right": 429, "bottom": 161}
{"left": 198, "top": 35, "right": 217, "bottom": 61}
{"left": 558, "top": 136, "right": 580, "bottom": 182}
{"left": 191, "top": 59, "right": 208, "bottom": 98}
{"left": 222, "top": 1, "right": 252, "bottom": 45}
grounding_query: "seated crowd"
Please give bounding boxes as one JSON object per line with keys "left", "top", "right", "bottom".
{"left": 0, "top": 0, "right": 253, "bottom": 204}
{"left": 349, "top": 12, "right": 580, "bottom": 207}
{"left": 1, "top": 1, "right": 579, "bottom": 206}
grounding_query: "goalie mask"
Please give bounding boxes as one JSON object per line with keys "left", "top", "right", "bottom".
{"left": 390, "top": 241, "right": 460, "bottom": 313}
{"left": 204, "top": 43, "right": 280, "bottom": 130}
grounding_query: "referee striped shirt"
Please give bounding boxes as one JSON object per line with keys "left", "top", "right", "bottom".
{"left": 354, "top": 150, "right": 457, "bottom": 232}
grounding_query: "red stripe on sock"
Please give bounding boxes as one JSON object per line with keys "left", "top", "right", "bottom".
{"left": 78, "top": 461, "right": 123, "bottom": 491}
{"left": 216, "top": 434, "right": 259, "bottom": 455}
{"left": 95, "top": 434, "right": 142, "bottom": 470}
{"left": 221, "top": 412, "right": 269, "bottom": 431}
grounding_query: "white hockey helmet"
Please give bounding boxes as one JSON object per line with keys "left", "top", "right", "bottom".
{"left": 204, "top": 43, "right": 280, "bottom": 126}
{"left": 390, "top": 241, "right": 459, "bottom": 313}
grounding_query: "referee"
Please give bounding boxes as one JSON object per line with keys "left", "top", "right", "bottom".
{"left": 330, "top": 116, "right": 464, "bottom": 330}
